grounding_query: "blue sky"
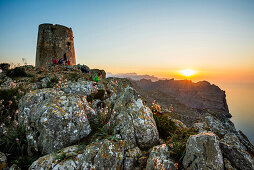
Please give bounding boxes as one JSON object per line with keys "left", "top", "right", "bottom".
{"left": 0, "top": 0, "right": 254, "bottom": 81}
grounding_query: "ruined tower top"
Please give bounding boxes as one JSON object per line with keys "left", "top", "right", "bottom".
{"left": 35, "top": 23, "right": 76, "bottom": 67}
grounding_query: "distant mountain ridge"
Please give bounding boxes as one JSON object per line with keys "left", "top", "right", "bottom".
{"left": 107, "top": 72, "right": 160, "bottom": 82}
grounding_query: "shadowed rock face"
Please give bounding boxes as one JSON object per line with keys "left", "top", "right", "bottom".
{"left": 133, "top": 79, "right": 231, "bottom": 118}
{"left": 36, "top": 23, "right": 76, "bottom": 67}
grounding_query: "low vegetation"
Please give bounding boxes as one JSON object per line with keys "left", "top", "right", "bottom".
{"left": 0, "top": 122, "right": 40, "bottom": 169}
{"left": 6, "top": 67, "right": 31, "bottom": 78}
{"left": 151, "top": 101, "right": 197, "bottom": 165}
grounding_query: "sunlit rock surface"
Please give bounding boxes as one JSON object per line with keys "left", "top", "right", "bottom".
{"left": 183, "top": 132, "right": 224, "bottom": 170}
{"left": 107, "top": 86, "right": 159, "bottom": 148}
{"left": 146, "top": 144, "right": 175, "bottom": 170}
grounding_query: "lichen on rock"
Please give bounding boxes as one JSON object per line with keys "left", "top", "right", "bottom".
{"left": 107, "top": 86, "right": 159, "bottom": 148}
{"left": 183, "top": 132, "right": 224, "bottom": 170}
{"left": 18, "top": 88, "right": 91, "bottom": 155}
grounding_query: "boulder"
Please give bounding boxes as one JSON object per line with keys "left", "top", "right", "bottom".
{"left": 204, "top": 113, "right": 236, "bottom": 138}
{"left": 29, "top": 139, "right": 134, "bottom": 169}
{"left": 61, "top": 80, "right": 95, "bottom": 96}
{"left": 183, "top": 132, "right": 224, "bottom": 170}
{"left": 18, "top": 88, "right": 92, "bottom": 155}
{"left": 89, "top": 69, "right": 106, "bottom": 80}
{"left": 107, "top": 86, "right": 159, "bottom": 148}
{"left": 204, "top": 113, "right": 254, "bottom": 169}
{"left": 219, "top": 133, "right": 254, "bottom": 170}
{"left": 124, "top": 147, "right": 142, "bottom": 170}
{"left": 146, "top": 144, "right": 175, "bottom": 170}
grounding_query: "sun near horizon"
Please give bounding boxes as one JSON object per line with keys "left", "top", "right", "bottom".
{"left": 179, "top": 69, "right": 197, "bottom": 77}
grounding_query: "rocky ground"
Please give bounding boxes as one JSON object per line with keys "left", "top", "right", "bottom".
{"left": 0, "top": 64, "right": 253, "bottom": 170}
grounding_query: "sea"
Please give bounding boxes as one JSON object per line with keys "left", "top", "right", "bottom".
{"left": 218, "top": 82, "right": 254, "bottom": 145}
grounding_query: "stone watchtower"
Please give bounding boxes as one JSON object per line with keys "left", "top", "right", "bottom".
{"left": 35, "top": 23, "right": 76, "bottom": 67}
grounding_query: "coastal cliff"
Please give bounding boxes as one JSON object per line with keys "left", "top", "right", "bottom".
{"left": 0, "top": 64, "right": 253, "bottom": 169}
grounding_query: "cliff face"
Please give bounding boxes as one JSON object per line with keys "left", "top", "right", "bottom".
{"left": 133, "top": 79, "right": 231, "bottom": 118}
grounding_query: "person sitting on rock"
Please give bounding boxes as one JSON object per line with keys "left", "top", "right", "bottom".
{"left": 52, "top": 58, "right": 58, "bottom": 64}
{"left": 94, "top": 72, "right": 101, "bottom": 82}
{"left": 80, "top": 65, "right": 85, "bottom": 73}
{"left": 63, "top": 53, "right": 67, "bottom": 61}
{"left": 84, "top": 66, "right": 89, "bottom": 73}
{"left": 61, "top": 53, "right": 67, "bottom": 65}
{"left": 66, "top": 60, "right": 71, "bottom": 66}
{"left": 58, "top": 58, "right": 64, "bottom": 64}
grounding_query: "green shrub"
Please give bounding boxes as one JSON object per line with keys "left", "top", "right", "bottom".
{"left": 54, "top": 151, "right": 77, "bottom": 164}
{"left": 95, "top": 126, "right": 118, "bottom": 142}
{"left": 151, "top": 102, "right": 197, "bottom": 165}
{"left": 153, "top": 114, "right": 177, "bottom": 139}
{"left": 6, "top": 67, "right": 29, "bottom": 78}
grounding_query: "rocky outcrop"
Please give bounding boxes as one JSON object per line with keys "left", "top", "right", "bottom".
{"left": 220, "top": 133, "right": 254, "bottom": 170}
{"left": 183, "top": 132, "right": 224, "bottom": 170}
{"left": 29, "top": 139, "right": 135, "bottom": 170}
{"left": 1, "top": 64, "right": 253, "bottom": 169}
{"left": 203, "top": 113, "right": 254, "bottom": 169}
{"left": 146, "top": 144, "right": 175, "bottom": 170}
{"left": 18, "top": 88, "right": 92, "bottom": 155}
{"left": 89, "top": 69, "right": 106, "bottom": 79}
{"left": 124, "top": 147, "right": 142, "bottom": 170}
{"left": 107, "top": 86, "right": 159, "bottom": 148}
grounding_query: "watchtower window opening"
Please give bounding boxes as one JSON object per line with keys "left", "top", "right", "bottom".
{"left": 67, "top": 42, "right": 71, "bottom": 46}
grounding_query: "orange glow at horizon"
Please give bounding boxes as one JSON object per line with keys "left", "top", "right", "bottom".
{"left": 179, "top": 69, "right": 197, "bottom": 77}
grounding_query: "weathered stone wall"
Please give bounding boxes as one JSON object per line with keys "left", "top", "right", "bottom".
{"left": 35, "top": 23, "right": 76, "bottom": 67}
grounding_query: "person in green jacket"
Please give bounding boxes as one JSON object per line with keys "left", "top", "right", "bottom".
{"left": 94, "top": 72, "right": 101, "bottom": 82}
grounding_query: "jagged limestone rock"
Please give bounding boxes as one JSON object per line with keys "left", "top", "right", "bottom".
{"left": 183, "top": 132, "right": 224, "bottom": 170}
{"left": 205, "top": 113, "right": 236, "bottom": 138}
{"left": 29, "top": 139, "right": 135, "bottom": 170}
{"left": 124, "top": 147, "right": 142, "bottom": 170}
{"left": 89, "top": 69, "right": 106, "bottom": 79}
{"left": 146, "top": 144, "right": 175, "bottom": 170}
{"left": 204, "top": 113, "right": 254, "bottom": 169}
{"left": 61, "top": 80, "right": 95, "bottom": 96}
{"left": 18, "top": 88, "right": 91, "bottom": 155}
{"left": 219, "top": 133, "right": 254, "bottom": 170}
{"left": 107, "top": 86, "right": 159, "bottom": 148}
{"left": 224, "top": 158, "right": 237, "bottom": 170}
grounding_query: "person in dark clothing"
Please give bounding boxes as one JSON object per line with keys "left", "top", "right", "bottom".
{"left": 58, "top": 58, "right": 64, "bottom": 64}
{"left": 63, "top": 53, "right": 67, "bottom": 61}
{"left": 81, "top": 65, "right": 85, "bottom": 73}
{"left": 84, "top": 67, "right": 89, "bottom": 73}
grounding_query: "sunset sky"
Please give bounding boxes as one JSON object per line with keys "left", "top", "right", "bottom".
{"left": 0, "top": 0, "right": 254, "bottom": 84}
